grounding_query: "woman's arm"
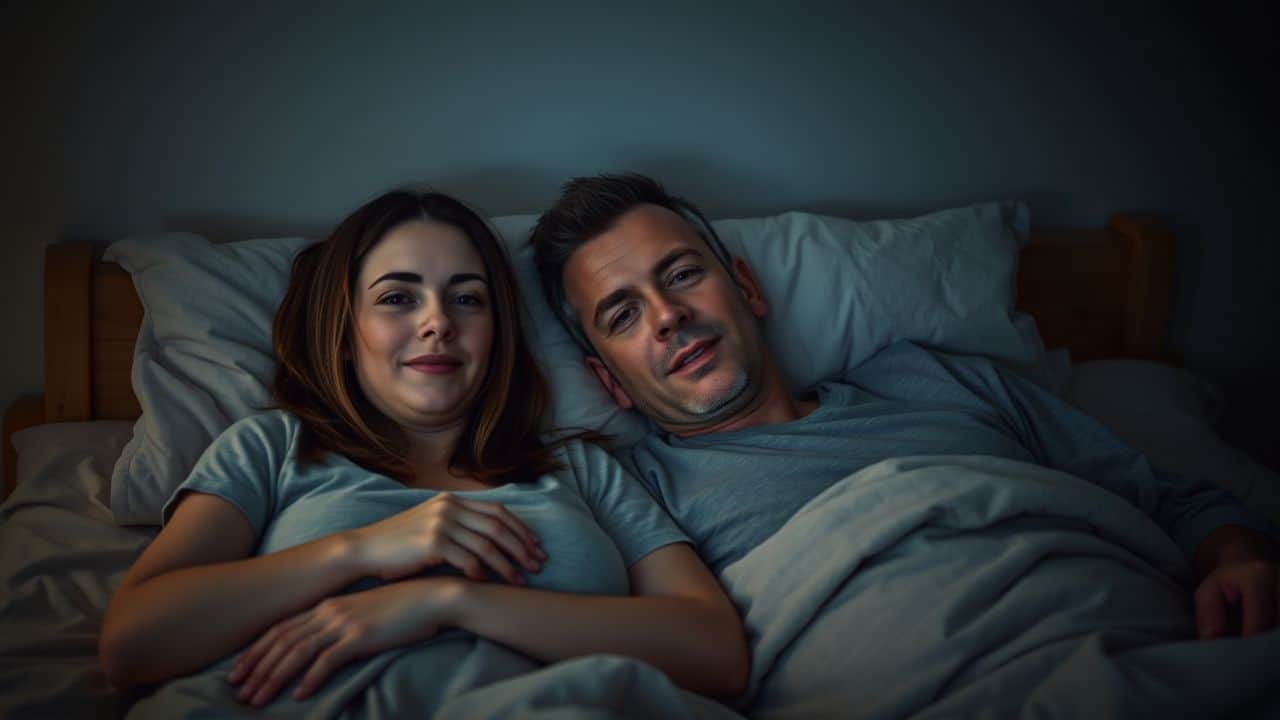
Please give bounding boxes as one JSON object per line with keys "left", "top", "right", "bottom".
{"left": 99, "top": 491, "right": 543, "bottom": 688}
{"left": 98, "top": 493, "right": 365, "bottom": 687}
{"left": 454, "top": 543, "right": 749, "bottom": 697}
{"left": 235, "top": 543, "right": 749, "bottom": 703}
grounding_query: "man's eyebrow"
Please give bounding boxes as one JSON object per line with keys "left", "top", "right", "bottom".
{"left": 590, "top": 248, "right": 704, "bottom": 329}
{"left": 652, "top": 248, "right": 701, "bottom": 279}
{"left": 368, "top": 271, "right": 487, "bottom": 289}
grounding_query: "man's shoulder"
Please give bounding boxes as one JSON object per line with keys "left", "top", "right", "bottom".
{"left": 849, "top": 340, "right": 1002, "bottom": 383}
{"left": 855, "top": 340, "right": 940, "bottom": 371}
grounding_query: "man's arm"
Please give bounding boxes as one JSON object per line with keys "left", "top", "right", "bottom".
{"left": 935, "top": 351, "right": 1278, "bottom": 562}
{"left": 935, "top": 350, "right": 1279, "bottom": 637}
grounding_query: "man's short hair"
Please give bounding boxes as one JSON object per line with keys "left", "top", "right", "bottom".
{"left": 528, "top": 172, "right": 732, "bottom": 355}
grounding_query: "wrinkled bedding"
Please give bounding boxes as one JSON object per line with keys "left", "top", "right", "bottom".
{"left": 720, "top": 455, "right": 1280, "bottom": 719}
{"left": 0, "top": 427, "right": 741, "bottom": 719}
{"left": 0, "top": 422, "right": 153, "bottom": 717}
{"left": 6, "top": 431, "right": 1279, "bottom": 718}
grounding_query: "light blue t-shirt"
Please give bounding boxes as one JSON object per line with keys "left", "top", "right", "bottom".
{"left": 163, "top": 410, "right": 688, "bottom": 596}
{"left": 627, "top": 341, "right": 1274, "bottom": 575}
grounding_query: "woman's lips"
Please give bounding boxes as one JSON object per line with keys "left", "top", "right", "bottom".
{"left": 404, "top": 355, "right": 462, "bottom": 375}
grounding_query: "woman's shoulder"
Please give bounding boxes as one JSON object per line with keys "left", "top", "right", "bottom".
{"left": 210, "top": 408, "right": 303, "bottom": 452}
{"left": 223, "top": 407, "right": 300, "bottom": 432}
{"left": 540, "top": 436, "right": 633, "bottom": 490}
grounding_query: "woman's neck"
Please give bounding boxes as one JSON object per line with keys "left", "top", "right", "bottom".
{"left": 401, "top": 419, "right": 486, "bottom": 491}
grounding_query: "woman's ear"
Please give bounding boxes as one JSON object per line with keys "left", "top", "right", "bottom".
{"left": 585, "top": 356, "right": 634, "bottom": 410}
{"left": 731, "top": 257, "right": 768, "bottom": 319}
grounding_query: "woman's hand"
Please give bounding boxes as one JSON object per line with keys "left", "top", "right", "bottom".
{"left": 226, "top": 577, "right": 466, "bottom": 706}
{"left": 347, "top": 492, "right": 545, "bottom": 585}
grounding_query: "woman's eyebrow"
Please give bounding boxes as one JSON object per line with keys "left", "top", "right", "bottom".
{"left": 369, "top": 271, "right": 421, "bottom": 289}
{"left": 368, "top": 271, "right": 488, "bottom": 289}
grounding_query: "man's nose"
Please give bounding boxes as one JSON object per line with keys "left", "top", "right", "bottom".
{"left": 651, "top": 293, "right": 691, "bottom": 341}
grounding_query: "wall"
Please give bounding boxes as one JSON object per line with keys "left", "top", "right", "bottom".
{"left": 4, "top": 1, "right": 1276, "bottom": 483}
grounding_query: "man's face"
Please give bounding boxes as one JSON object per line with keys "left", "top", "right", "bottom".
{"left": 562, "top": 204, "right": 770, "bottom": 433}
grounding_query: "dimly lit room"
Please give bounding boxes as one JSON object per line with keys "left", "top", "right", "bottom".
{"left": 2, "top": 2, "right": 1277, "bottom": 717}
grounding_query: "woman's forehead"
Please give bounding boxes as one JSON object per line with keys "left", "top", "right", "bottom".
{"left": 360, "top": 220, "right": 486, "bottom": 281}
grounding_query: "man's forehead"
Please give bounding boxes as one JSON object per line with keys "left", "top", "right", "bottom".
{"left": 564, "top": 207, "right": 705, "bottom": 297}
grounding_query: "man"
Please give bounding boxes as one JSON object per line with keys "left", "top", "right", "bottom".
{"left": 529, "top": 171, "right": 1279, "bottom": 643}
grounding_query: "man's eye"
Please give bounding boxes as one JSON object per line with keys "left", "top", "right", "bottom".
{"left": 609, "top": 308, "right": 635, "bottom": 333}
{"left": 670, "top": 267, "right": 704, "bottom": 285}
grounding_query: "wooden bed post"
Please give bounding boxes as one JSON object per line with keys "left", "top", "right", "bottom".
{"left": 43, "top": 243, "right": 94, "bottom": 423}
{"left": 1108, "top": 215, "right": 1174, "bottom": 361}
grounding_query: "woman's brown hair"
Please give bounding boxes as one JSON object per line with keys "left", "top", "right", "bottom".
{"left": 272, "top": 190, "right": 562, "bottom": 484}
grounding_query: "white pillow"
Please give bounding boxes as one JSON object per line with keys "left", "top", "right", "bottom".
{"left": 1068, "top": 359, "right": 1280, "bottom": 524}
{"left": 104, "top": 234, "right": 311, "bottom": 525}
{"left": 714, "top": 202, "right": 1036, "bottom": 391}
{"left": 105, "top": 202, "right": 1039, "bottom": 525}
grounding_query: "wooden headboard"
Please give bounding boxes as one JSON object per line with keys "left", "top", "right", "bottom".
{"left": 1, "top": 213, "right": 1174, "bottom": 496}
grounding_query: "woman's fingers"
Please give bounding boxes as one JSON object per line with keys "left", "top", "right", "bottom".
{"left": 460, "top": 499, "right": 545, "bottom": 559}
{"left": 243, "top": 634, "right": 322, "bottom": 706}
{"left": 293, "top": 638, "right": 360, "bottom": 701}
{"left": 238, "top": 618, "right": 339, "bottom": 706}
{"left": 440, "top": 526, "right": 524, "bottom": 585}
{"left": 452, "top": 504, "right": 544, "bottom": 573}
{"left": 229, "top": 611, "right": 311, "bottom": 685}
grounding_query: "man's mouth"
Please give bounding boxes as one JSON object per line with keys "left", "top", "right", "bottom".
{"left": 668, "top": 337, "right": 720, "bottom": 376}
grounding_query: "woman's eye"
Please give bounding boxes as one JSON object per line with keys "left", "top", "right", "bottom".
{"left": 377, "top": 293, "right": 412, "bottom": 306}
{"left": 454, "top": 294, "right": 483, "bottom": 306}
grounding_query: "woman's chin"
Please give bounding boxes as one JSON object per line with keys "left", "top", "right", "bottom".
{"left": 397, "top": 398, "right": 472, "bottom": 426}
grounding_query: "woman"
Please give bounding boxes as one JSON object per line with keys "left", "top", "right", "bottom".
{"left": 98, "top": 191, "right": 749, "bottom": 710}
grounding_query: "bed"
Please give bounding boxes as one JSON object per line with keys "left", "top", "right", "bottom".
{"left": 3, "top": 208, "right": 1278, "bottom": 718}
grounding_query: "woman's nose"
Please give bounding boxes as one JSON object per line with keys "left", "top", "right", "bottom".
{"left": 417, "top": 301, "right": 454, "bottom": 341}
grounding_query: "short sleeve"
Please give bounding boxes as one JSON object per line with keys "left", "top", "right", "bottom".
{"left": 564, "top": 440, "right": 689, "bottom": 566}
{"left": 159, "top": 410, "right": 295, "bottom": 539}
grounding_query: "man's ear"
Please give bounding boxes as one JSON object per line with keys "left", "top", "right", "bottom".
{"left": 585, "top": 356, "right": 634, "bottom": 410}
{"left": 731, "top": 257, "right": 768, "bottom": 319}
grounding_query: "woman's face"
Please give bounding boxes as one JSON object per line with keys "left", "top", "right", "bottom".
{"left": 351, "top": 219, "right": 494, "bottom": 431}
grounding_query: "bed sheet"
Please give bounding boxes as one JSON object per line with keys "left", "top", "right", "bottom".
{"left": 0, "top": 421, "right": 153, "bottom": 717}
{"left": 720, "top": 454, "right": 1280, "bottom": 719}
